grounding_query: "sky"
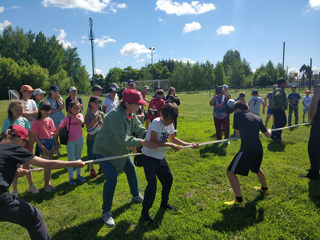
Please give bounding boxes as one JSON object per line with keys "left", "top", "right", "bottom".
{"left": 0, "top": 0, "right": 320, "bottom": 78}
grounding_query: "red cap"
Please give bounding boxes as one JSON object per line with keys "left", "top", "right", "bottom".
{"left": 122, "top": 89, "right": 146, "bottom": 106}
{"left": 9, "top": 125, "right": 29, "bottom": 142}
{"left": 305, "top": 90, "right": 311, "bottom": 94}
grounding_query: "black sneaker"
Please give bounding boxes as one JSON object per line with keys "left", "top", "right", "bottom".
{"left": 141, "top": 211, "right": 153, "bottom": 224}
{"left": 161, "top": 203, "right": 177, "bottom": 211}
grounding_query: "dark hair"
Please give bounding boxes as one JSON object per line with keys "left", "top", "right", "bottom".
{"left": 120, "top": 100, "right": 134, "bottom": 110}
{"left": 161, "top": 103, "right": 179, "bottom": 121}
{"left": 234, "top": 101, "right": 249, "bottom": 111}
{"left": 68, "top": 99, "right": 81, "bottom": 112}
{"left": 8, "top": 100, "right": 25, "bottom": 124}
{"left": 168, "top": 95, "right": 175, "bottom": 102}
{"left": 37, "top": 101, "right": 52, "bottom": 120}
{"left": 0, "top": 128, "right": 19, "bottom": 144}
{"left": 156, "top": 89, "right": 165, "bottom": 96}
{"left": 166, "top": 87, "right": 176, "bottom": 99}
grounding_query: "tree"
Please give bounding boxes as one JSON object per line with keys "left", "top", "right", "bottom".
{"left": 74, "top": 66, "right": 90, "bottom": 93}
{"left": 106, "top": 67, "right": 123, "bottom": 88}
{"left": 214, "top": 62, "right": 225, "bottom": 87}
{"left": 230, "top": 60, "right": 245, "bottom": 89}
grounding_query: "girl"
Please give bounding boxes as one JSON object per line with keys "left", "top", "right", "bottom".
{"left": 0, "top": 124, "right": 85, "bottom": 240}
{"left": 33, "top": 88, "right": 46, "bottom": 109}
{"left": 30, "top": 101, "right": 56, "bottom": 192}
{"left": 55, "top": 100, "right": 85, "bottom": 185}
{"left": 1, "top": 100, "right": 39, "bottom": 196}
{"left": 45, "top": 85, "right": 65, "bottom": 129}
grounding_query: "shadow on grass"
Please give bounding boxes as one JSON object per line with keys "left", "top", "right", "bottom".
{"left": 267, "top": 140, "right": 286, "bottom": 152}
{"left": 205, "top": 195, "right": 265, "bottom": 232}
{"left": 199, "top": 143, "right": 227, "bottom": 157}
{"left": 308, "top": 180, "right": 320, "bottom": 208}
{"left": 51, "top": 168, "right": 68, "bottom": 180}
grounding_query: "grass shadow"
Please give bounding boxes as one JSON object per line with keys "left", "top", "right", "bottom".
{"left": 205, "top": 195, "right": 265, "bottom": 232}
{"left": 308, "top": 180, "right": 320, "bottom": 208}
{"left": 199, "top": 144, "right": 227, "bottom": 157}
{"left": 51, "top": 168, "right": 68, "bottom": 180}
{"left": 267, "top": 140, "right": 286, "bottom": 152}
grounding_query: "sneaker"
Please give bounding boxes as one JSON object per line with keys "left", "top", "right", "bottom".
{"left": 11, "top": 190, "right": 18, "bottom": 197}
{"left": 49, "top": 185, "right": 56, "bottom": 190}
{"left": 102, "top": 212, "right": 115, "bottom": 228}
{"left": 224, "top": 199, "right": 245, "bottom": 208}
{"left": 141, "top": 211, "right": 153, "bottom": 224}
{"left": 132, "top": 192, "right": 144, "bottom": 204}
{"left": 90, "top": 170, "right": 98, "bottom": 178}
{"left": 56, "top": 151, "right": 61, "bottom": 158}
{"left": 28, "top": 186, "right": 40, "bottom": 194}
{"left": 254, "top": 187, "right": 271, "bottom": 195}
{"left": 44, "top": 185, "right": 52, "bottom": 193}
{"left": 77, "top": 176, "right": 86, "bottom": 183}
{"left": 69, "top": 178, "right": 77, "bottom": 185}
{"left": 161, "top": 203, "right": 177, "bottom": 211}
{"left": 98, "top": 168, "right": 103, "bottom": 174}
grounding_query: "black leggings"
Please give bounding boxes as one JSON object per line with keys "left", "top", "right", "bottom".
{"left": 308, "top": 125, "right": 320, "bottom": 177}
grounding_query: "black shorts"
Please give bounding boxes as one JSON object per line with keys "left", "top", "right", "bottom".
{"left": 227, "top": 151, "right": 263, "bottom": 176}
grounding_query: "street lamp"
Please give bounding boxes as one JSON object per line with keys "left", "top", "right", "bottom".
{"left": 149, "top": 47, "right": 155, "bottom": 80}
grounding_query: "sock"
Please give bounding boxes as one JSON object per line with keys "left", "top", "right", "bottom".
{"left": 261, "top": 187, "right": 268, "bottom": 191}
{"left": 236, "top": 196, "right": 243, "bottom": 203}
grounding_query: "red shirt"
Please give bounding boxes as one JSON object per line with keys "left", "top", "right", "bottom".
{"left": 147, "top": 97, "right": 165, "bottom": 120}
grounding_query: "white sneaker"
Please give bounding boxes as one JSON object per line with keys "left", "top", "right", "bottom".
{"left": 11, "top": 190, "right": 18, "bottom": 197}
{"left": 102, "top": 212, "right": 115, "bottom": 227}
{"left": 28, "top": 186, "right": 40, "bottom": 194}
{"left": 132, "top": 192, "right": 144, "bottom": 203}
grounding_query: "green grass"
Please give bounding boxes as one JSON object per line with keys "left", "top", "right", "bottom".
{"left": 1, "top": 89, "right": 320, "bottom": 240}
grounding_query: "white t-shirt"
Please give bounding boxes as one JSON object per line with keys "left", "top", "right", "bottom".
{"left": 302, "top": 96, "right": 312, "bottom": 110}
{"left": 21, "top": 99, "right": 37, "bottom": 127}
{"left": 248, "top": 96, "right": 264, "bottom": 116}
{"left": 102, "top": 98, "right": 119, "bottom": 114}
{"left": 142, "top": 117, "right": 175, "bottom": 160}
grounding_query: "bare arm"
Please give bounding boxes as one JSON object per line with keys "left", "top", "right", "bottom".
{"left": 68, "top": 112, "right": 84, "bottom": 125}
{"left": 28, "top": 156, "right": 85, "bottom": 169}
{"left": 309, "top": 87, "right": 320, "bottom": 124}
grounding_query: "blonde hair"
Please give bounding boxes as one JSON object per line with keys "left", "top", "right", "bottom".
{"left": 8, "top": 100, "right": 25, "bottom": 124}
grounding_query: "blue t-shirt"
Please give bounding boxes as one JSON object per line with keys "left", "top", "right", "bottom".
{"left": 288, "top": 93, "right": 301, "bottom": 107}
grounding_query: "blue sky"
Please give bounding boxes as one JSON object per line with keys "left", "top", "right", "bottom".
{"left": 0, "top": 0, "right": 319, "bottom": 77}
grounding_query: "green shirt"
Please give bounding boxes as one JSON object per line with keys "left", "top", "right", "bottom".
{"left": 93, "top": 105, "right": 147, "bottom": 172}
{"left": 84, "top": 110, "right": 105, "bottom": 141}
{"left": 271, "top": 87, "right": 288, "bottom": 110}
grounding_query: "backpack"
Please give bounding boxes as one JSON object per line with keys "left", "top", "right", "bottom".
{"left": 59, "top": 117, "right": 71, "bottom": 145}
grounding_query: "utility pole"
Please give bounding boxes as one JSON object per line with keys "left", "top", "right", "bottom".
{"left": 149, "top": 47, "right": 155, "bottom": 80}
{"left": 89, "top": 18, "right": 96, "bottom": 86}
{"left": 309, "top": 58, "right": 312, "bottom": 90}
{"left": 282, "top": 42, "right": 285, "bottom": 68}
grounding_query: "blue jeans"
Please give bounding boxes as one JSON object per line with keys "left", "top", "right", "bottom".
{"left": 96, "top": 155, "right": 140, "bottom": 213}
{"left": 67, "top": 137, "right": 83, "bottom": 178}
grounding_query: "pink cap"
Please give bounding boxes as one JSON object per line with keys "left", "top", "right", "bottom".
{"left": 122, "top": 89, "right": 146, "bottom": 106}
{"left": 9, "top": 125, "right": 29, "bottom": 142}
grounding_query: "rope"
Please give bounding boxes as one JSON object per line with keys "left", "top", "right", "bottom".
{"left": 27, "top": 122, "right": 310, "bottom": 173}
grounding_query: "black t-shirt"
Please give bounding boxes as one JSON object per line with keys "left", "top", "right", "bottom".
{"left": 65, "top": 96, "right": 83, "bottom": 112}
{"left": 0, "top": 143, "right": 35, "bottom": 195}
{"left": 233, "top": 111, "right": 267, "bottom": 152}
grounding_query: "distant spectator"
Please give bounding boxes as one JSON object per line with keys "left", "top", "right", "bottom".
{"left": 102, "top": 87, "right": 119, "bottom": 114}
{"left": 166, "top": 87, "right": 180, "bottom": 105}
{"left": 287, "top": 85, "right": 301, "bottom": 126}
{"left": 105, "top": 83, "right": 119, "bottom": 103}
{"left": 141, "top": 85, "right": 150, "bottom": 102}
{"left": 45, "top": 85, "right": 65, "bottom": 129}
{"left": 88, "top": 85, "right": 104, "bottom": 112}
{"left": 234, "top": 92, "right": 245, "bottom": 102}
{"left": 145, "top": 90, "right": 166, "bottom": 129}
{"left": 302, "top": 90, "right": 312, "bottom": 123}
{"left": 248, "top": 90, "right": 265, "bottom": 116}
{"left": 119, "top": 87, "right": 127, "bottom": 101}
{"left": 20, "top": 85, "right": 38, "bottom": 128}
{"left": 65, "top": 86, "right": 83, "bottom": 112}
{"left": 33, "top": 88, "right": 46, "bottom": 109}
{"left": 127, "top": 79, "right": 145, "bottom": 123}
{"left": 263, "top": 84, "right": 277, "bottom": 128}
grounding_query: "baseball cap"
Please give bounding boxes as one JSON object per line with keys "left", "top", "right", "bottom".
{"left": 89, "top": 96, "right": 101, "bottom": 102}
{"left": 20, "top": 85, "right": 35, "bottom": 92}
{"left": 110, "top": 83, "right": 119, "bottom": 89}
{"left": 69, "top": 86, "right": 77, "bottom": 92}
{"left": 122, "top": 89, "right": 146, "bottom": 106}
{"left": 143, "top": 85, "right": 149, "bottom": 90}
{"left": 33, "top": 88, "right": 46, "bottom": 95}
{"left": 251, "top": 90, "right": 259, "bottom": 95}
{"left": 277, "top": 78, "right": 287, "bottom": 85}
{"left": 8, "top": 125, "right": 29, "bottom": 142}
{"left": 154, "top": 86, "right": 161, "bottom": 90}
{"left": 108, "top": 87, "right": 117, "bottom": 93}
{"left": 49, "top": 85, "right": 59, "bottom": 91}
{"left": 127, "top": 79, "right": 135, "bottom": 85}
{"left": 305, "top": 90, "right": 311, "bottom": 94}
{"left": 91, "top": 85, "right": 103, "bottom": 91}
{"left": 223, "top": 84, "right": 229, "bottom": 89}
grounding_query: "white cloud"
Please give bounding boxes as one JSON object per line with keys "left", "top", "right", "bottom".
{"left": 155, "top": 0, "right": 216, "bottom": 16}
{"left": 183, "top": 21, "right": 201, "bottom": 33}
{"left": 94, "top": 36, "right": 116, "bottom": 48}
{"left": 116, "top": 3, "right": 127, "bottom": 8}
{"left": 136, "top": 59, "right": 145, "bottom": 63}
{"left": 120, "top": 43, "right": 150, "bottom": 57}
{"left": 0, "top": 20, "right": 11, "bottom": 31}
{"left": 42, "top": 0, "right": 111, "bottom": 13}
{"left": 95, "top": 68, "right": 105, "bottom": 77}
{"left": 172, "top": 57, "right": 196, "bottom": 64}
{"left": 56, "top": 29, "right": 72, "bottom": 48}
{"left": 81, "top": 35, "right": 87, "bottom": 44}
{"left": 158, "top": 17, "right": 164, "bottom": 22}
{"left": 309, "top": 0, "right": 320, "bottom": 10}
{"left": 0, "top": 6, "right": 4, "bottom": 13}
{"left": 216, "top": 25, "right": 235, "bottom": 35}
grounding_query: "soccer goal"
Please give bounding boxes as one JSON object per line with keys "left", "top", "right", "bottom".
{"left": 121, "top": 79, "right": 171, "bottom": 93}
{"left": 8, "top": 90, "right": 20, "bottom": 100}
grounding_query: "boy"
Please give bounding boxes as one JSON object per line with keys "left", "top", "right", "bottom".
{"left": 102, "top": 87, "right": 119, "bottom": 114}
{"left": 141, "top": 103, "right": 199, "bottom": 222}
{"left": 234, "top": 92, "right": 245, "bottom": 102}
{"left": 302, "top": 90, "right": 312, "bottom": 123}
{"left": 263, "top": 84, "right": 277, "bottom": 128}
{"left": 248, "top": 90, "right": 265, "bottom": 116}
{"left": 224, "top": 101, "right": 272, "bottom": 208}
{"left": 87, "top": 85, "right": 104, "bottom": 112}
{"left": 145, "top": 90, "right": 166, "bottom": 129}
{"left": 85, "top": 96, "right": 105, "bottom": 177}
{"left": 288, "top": 85, "right": 301, "bottom": 126}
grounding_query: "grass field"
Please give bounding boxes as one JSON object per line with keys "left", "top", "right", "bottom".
{"left": 1, "top": 89, "right": 320, "bottom": 240}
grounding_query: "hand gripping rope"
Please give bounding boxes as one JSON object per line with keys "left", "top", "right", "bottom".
{"left": 27, "top": 122, "right": 310, "bottom": 173}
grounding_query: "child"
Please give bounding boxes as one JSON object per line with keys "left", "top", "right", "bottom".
{"left": 85, "top": 96, "right": 105, "bottom": 178}
{"left": 234, "top": 92, "right": 245, "bottom": 102}
{"left": 87, "top": 85, "right": 104, "bottom": 112}
{"left": 224, "top": 101, "right": 272, "bottom": 208}
{"left": 248, "top": 90, "right": 265, "bottom": 116}
{"left": 20, "top": 85, "right": 38, "bottom": 128}
{"left": 33, "top": 88, "right": 46, "bottom": 109}
{"left": 1, "top": 100, "right": 39, "bottom": 196}
{"left": 0, "top": 124, "right": 85, "bottom": 240}
{"left": 302, "top": 90, "right": 312, "bottom": 123}
{"left": 145, "top": 90, "right": 166, "bottom": 129}
{"left": 30, "top": 101, "right": 56, "bottom": 192}
{"left": 141, "top": 103, "right": 199, "bottom": 223}
{"left": 263, "top": 84, "right": 277, "bottom": 128}
{"left": 288, "top": 85, "right": 301, "bottom": 126}
{"left": 102, "top": 87, "right": 119, "bottom": 114}
{"left": 55, "top": 99, "right": 85, "bottom": 185}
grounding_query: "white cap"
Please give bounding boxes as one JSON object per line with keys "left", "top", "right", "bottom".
{"left": 69, "top": 86, "right": 77, "bottom": 92}
{"left": 223, "top": 84, "right": 229, "bottom": 89}
{"left": 33, "top": 88, "right": 46, "bottom": 95}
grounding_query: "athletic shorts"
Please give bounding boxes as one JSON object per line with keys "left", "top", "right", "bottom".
{"left": 39, "top": 137, "right": 55, "bottom": 154}
{"left": 267, "top": 108, "right": 273, "bottom": 115}
{"left": 303, "top": 109, "right": 309, "bottom": 115}
{"left": 227, "top": 151, "right": 263, "bottom": 176}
